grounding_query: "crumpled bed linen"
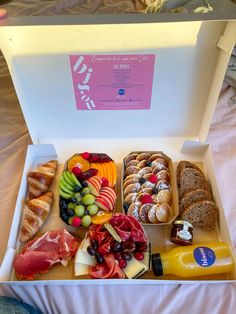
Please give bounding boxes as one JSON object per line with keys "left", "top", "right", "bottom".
{"left": 1, "top": 0, "right": 236, "bottom": 15}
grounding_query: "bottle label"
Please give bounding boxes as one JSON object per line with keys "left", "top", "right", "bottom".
{"left": 193, "top": 247, "right": 215, "bottom": 267}
{"left": 177, "top": 229, "right": 192, "bottom": 241}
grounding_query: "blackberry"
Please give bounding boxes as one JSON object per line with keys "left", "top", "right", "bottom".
{"left": 70, "top": 197, "right": 77, "bottom": 203}
{"left": 123, "top": 202, "right": 129, "bottom": 213}
{"left": 139, "top": 177, "right": 146, "bottom": 185}
{"left": 81, "top": 181, "right": 88, "bottom": 188}
{"left": 74, "top": 185, "right": 82, "bottom": 192}
{"left": 146, "top": 161, "right": 152, "bottom": 167}
{"left": 152, "top": 187, "right": 159, "bottom": 194}
{"left": 67, "top": 209, "right": 75, "bottom": 217}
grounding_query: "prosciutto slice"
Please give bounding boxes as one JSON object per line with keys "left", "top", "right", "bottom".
{"left": 89, "top": 254, "right": 125, "bottom": 279}
{"left": 14, "top": 229, "right": 79, "bottom": 280}
{"left": 89, "top": 225, "right": 113, "bottom": 254}
{"left": 110, "top": 214, "right": 148, "bottom": 243}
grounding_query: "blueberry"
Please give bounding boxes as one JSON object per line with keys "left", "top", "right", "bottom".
{"left": 67, "top": 209, "right": 75, "bottom": 217}
{"left": 123, "top": 202, "right": 129, "bottom": 213}
{"left": 95, "top": 252, "right": 104, "bottom": 264}
{"left": 139, "top": 177, "right": 146, "bottom": 185}
{"left": 146, "top": 161, "right": 152, "bottom": 167}
{"left": 87, "top": 246, "right": 96, "bottom": 256}
{"left": 91, "top": 239, "right": 98, "bottom": 250}
{"left": 113, "top": 242, "right": 122, "bottom": 252}
{"left": 60, "top": 199, "right": 67, "bottom": 207}
{"left": 60, "top": 207, "right": 66, "bottom": 214}
{"left": 81, "top": 182, "right": 88, "bottom": 188}
{"left": 61, "top": 213, "right": 68, "bottom": 222}
{"left": 152, "top": 187, "right": 158, "bottom": 194}
{"left": 74, "top": 185, "right": 82, "bottom": 192}
{"left": 60, "top": 202, "right": 67, "bottom": 210}
{"left": 123, "top": 253, "right": 132, "bottom": 261}
{"left": 70, "top": 197, "right": 77, "bottom": 203}
{"left": 84, "top": 209, "right": 89, "bottom": 215}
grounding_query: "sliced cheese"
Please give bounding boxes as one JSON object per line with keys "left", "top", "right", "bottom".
{"left": 122, "top": 258, "right": 147, "bottom": 279}
{"left": 75, "top": 248, "right": 96, "bottom": 266}
{"left": 81, "top": 235, "right": 91, "bottom": 253}
{"left": 74, "top": 238, "right": 96, "bottom": 266}
{"left": 75, "top": 263, "right": 89, "bottom": 276}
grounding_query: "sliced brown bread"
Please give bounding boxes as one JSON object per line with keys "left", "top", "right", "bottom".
{"left": 179, "top": 189, "right": 212, "bottom": 213}
{"left": 177, "top": 160, "right": 205, "bottom": 186}
{"left": 182, "top": 200, "right": 218, "bottom": 230}
{"left": 179, "top": 168, "right": 210, "bottom": 199}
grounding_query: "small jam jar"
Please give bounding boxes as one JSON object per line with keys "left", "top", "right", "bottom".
{"left": 170, "top": 220, "right": 193, "bottom": 245}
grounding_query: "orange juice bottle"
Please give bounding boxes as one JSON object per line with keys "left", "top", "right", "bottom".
{"left": 152, "top": 242, "right": 234, "bottom": 277}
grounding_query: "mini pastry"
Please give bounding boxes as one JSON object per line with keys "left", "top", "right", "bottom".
{"left": 124, "top": 183, "right": 141, "bottom": 197}
{"left": 139, "top": 204, "right": 153, "bottom": 223}
{"left": 153, "top": 164, "right": 167, "bottom": 174}
{"left": 138, "top": 160, "right": 149, "bottom": 169}
{"left": 27, "top": 160, "right": 58, "bottom": 199}
{"left": 156, "top": 170, "right": 170, "bottom": 182}
{"left": 156, "top": 202, "right": 171, "bottom": 222}
{"left": 124, "top": 153, "right": 139, "bottom": 165}
{"left": 152, "top": 158, "right": 168, "bottom": 169}
{"left": 138, "top": 188, "right": 153, "bottom": 195}
{"left": 124, "top": 178, "right": 140, "bottom": 190}
{"left": 156, "top": 180, "right": 170, "bottom": 192}
{"left": 153, "top": 190, "right": 172, "bottom": 204}
{"left": 148, "top": 205, "right": 159, "bottom": 223}
{"left": 136, "top": 153, "right": 151, "bottom": 161}
{"left": 139, "top": 167, "right": 153, "bottom": 176}
{"left": 127, "top": 202, "right": 142, "bottom": 221}
{"left": 124, "top": 192, "right": 138, "bottom": 205}
{"left": 125, "top": 166, "right": 140, "bottom": 177}
{"left": 148, "top": 154, "right": 166, "bottom": 162}
{"left": 126, "top": 160, "right": 140, "bottom": 168}
{"left": 124, "top": 173, "right": 141, "bottom": 183}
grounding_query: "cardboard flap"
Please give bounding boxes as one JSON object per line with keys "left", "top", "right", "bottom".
{"left": 0, "top": 18, "right": 234, "bottom": 143}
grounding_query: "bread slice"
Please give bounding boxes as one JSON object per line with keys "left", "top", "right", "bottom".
{"left": 182, "top": 200, "right": 218, "bottom": 230}
{"left": 177, "top": 160, "right": 205, "bottom": 186}
{"left": 179, "top": 189, "right": 212, "bottom": 213}
{"left": 179, "top": 168, "right": 209, "bottom": 199}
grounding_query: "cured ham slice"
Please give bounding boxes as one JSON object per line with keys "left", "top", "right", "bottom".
{"left": 14, "top": 229, "right": 79, "bottom": 280}
{"left": 110, "top": 214, "right": 148, "bottom": 244}
{"left": 89, "top": 254, "right": 125, "bottom": 279}
{"left": 20, "top": 191, "right": 53, "bottom": 242}
{"left": 27, "top": 160, "right": 58, "bottom": 199}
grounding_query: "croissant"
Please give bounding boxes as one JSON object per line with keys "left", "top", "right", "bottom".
{"left": 20, "top": 191, "right": 54, "bottom": 242}
{"left": 27, "top": 160, "right": 58, "bottom": 200}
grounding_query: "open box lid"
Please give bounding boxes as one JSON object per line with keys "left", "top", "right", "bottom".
{"left": 0, "top": 15, "right": 235, "bottom": 146}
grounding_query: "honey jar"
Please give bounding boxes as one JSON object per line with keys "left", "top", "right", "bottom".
{"left": 170, "top": 220, "right": 193, "bottom": 245}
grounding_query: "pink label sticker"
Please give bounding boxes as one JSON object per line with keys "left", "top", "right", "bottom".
{"left": 69, "top": 54, "right": 155, "bottom": 110}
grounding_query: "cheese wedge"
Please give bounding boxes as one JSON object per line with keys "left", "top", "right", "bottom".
{"left": 75, "top": 263, "right": 89, "bottom": 276}
{"left": 122, "top": 258, "right": 147, "bottom": 279}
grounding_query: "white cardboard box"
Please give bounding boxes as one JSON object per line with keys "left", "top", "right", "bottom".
{"left": 0, "top": 15, "right": 236, "bottom": 284}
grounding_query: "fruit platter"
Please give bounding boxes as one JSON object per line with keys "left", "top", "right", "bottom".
{"left": 59, "top": 152, "right": 117, "bottom": 228}
{"left": 8, "top": 149, "right": 235, "bottom": 282}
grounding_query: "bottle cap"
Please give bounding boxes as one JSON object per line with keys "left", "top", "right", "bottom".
{"left": 152, "top": 253, "right": 163, "bottom": 276}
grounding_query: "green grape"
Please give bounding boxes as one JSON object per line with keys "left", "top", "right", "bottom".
{"left": 87, "top": 204, "right": 99, "bottom": 216}
{"left": 68, "top": 202, "right": 77, "bottom": 210}
{"left": 75, "top": 205, "right": 85, "bottom": 217}
{"left": 74, "top": 192, "right": 82, "bottom": 203}
{"left": 82, "top": 215, "right": 92, "bottom": 227}
{"left": 81, "top": 187, "right": 91, "bottom": 196}
{"left": 82, "top": 194, "right": 95, "bottom": 205}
